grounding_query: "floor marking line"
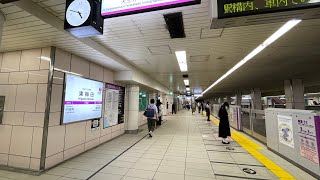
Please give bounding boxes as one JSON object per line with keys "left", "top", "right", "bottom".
{"left": 206, "top": 114, "right": 296, "bottom": 180}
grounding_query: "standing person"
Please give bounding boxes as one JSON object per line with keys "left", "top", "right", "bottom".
{"left": 146, "top": 99, "right": 158, "bottom": 137}
{"left": 191, "top": 102, "right": 196, "bottom": 115}
{"left": 201, "top": 102, "right": 204, "bottom": 114}
{"left": 167, "top": 102, "right": 169, "bottom": 109}
{"left": 205, "top": 102, "right": 210, "bottom": 121}
{"left": 156, "top": 100, "right": 163, "bottom": 127}
{"left": 172, "top": 103, "right": 176, "bottom": 114}
{"left": 218, "top": 102, "right": 231, "bottom": 144}
{"left": 198, "top": 102, "right": 201, "bottom": 113}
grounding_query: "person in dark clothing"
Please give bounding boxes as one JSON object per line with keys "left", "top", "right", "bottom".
{"left": 205, "top": 102, "right": 210, "bottom": 121}
{"left": 167, "top": 102, "right": 169, "bottom": 109}
{"left": 172, "top": 103, "right": 176, "bottom": 114}
{"left": 201, "top": 102, "right": 204, "bottom": 114}
{"left": 218, "top": 102, "right": 231, "bottom": 144}
{"left": 156, "top": 100, "right": 162, "bottom": 126}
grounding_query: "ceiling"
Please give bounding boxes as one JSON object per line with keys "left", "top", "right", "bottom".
{"left": 1, "top": 0, "right": 320, "bottom": 97}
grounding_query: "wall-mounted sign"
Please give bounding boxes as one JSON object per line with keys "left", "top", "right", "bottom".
{"left": 101, "top": 0, "right": 201, "bottom": 18}
{"left": 62, "top": 74, "right": 103, "bottom": 124}
{"left": 104, "top": 83, "right": 125, "bottom": 128}
{"left": 297, "top": 117, "right": 320, "bottom": 164}
{"left": 91, "top": 119, "right": 100, "bottom": 130}
{"left": 278, "top": 115, "right": 294, "bottom": 148}
{"left": 217, "top": 0, "right": 320, "bottom": 19}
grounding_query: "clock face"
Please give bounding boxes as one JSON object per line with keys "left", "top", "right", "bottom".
{"left": 66, "top": 0, "right": 91, "bottom": 26}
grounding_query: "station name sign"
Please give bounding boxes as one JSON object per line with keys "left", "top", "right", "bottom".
{"left": 218, "top": 0, "right": 320, "bottom": 19}
{"left": 101, "top": 0, "right": 201, "bottom": 18}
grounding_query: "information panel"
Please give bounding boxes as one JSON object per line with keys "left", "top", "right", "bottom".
{"left": 278, "top": 115, "right": 294, "bottom": 148}
{"left": 218, "top": 0, "right": 320, "bottom": 19}
{"left": 62, "top": 74, "right": 103, "bottom": 124}
{"left": 101, "top": 0, "right": 201, "bottom": 18}
{"left": 104, "top": 83, "right": 125, "bottom": 128}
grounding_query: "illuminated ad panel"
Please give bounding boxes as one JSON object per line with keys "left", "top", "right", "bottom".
{"left": 218, "top": 0, "right": 320, "bottom": 19}
{"left": 62, "top": 74, "right": 103, "bottom": 124}
{"left": 101, "top": 0, "right": 201, "bottom": 18}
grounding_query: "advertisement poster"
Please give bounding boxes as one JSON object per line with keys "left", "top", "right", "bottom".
{"left": 278, "top": 115, "right": 294, "bottom": 148}
{"left": 104, "top": 84, "right": 125, "bottom": 128}
{"left": 101, "top": 0, "right": 197, "bottom": 16}
{"left": 63, "top": 74, "right": 103, "bottom": 124}
{"left": 297, "top": 117, "right": 320, "bottom": 164}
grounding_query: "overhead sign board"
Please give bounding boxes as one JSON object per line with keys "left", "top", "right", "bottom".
{"left": 217, "top": 0, "right": 320, "bottom": 19}
{"left": 101, "top": 0, "right": 201, "bottom": 18}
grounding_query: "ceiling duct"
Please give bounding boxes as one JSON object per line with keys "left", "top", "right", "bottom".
{"left": 182, "top": 74, "right": 189, "bottom": 78}
{"left": 0, "top": 0, "right": 19, "bottom": 4}
{"left": 164, "top": 12, "right": 186, "bottom": 38}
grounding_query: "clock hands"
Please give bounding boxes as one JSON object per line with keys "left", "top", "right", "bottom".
{"left": 70, "top": 9, "right": 83, "bottom": 18}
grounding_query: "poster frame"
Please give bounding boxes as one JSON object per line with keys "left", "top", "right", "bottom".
{"left": 60, "top": 73, "right": 104, "bottom": 125}
{"left": 103, "top": 83, "right": 125, "bottom": 129}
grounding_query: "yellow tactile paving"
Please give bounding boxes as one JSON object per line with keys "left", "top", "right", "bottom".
{"left": 205, "top": 113, "right": 297, "bottom": 180}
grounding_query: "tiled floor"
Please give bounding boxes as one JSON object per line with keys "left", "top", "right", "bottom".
{"left": 0, "top": 111, "right": 317, "bottom": 180}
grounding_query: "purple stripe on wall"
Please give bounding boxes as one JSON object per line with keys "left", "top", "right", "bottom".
{"left": 64, "top": 101, "right": 102, "bottom": 105}
{"left": 314, "top": 116, "right": 320, "bottom": 163}
{"left": 102, "top": 0, "right": 194, "bottom": 16}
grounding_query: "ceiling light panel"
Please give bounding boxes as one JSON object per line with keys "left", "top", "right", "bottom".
{"left": 184, "top": 79, "right": 189, "bottom": 86}
{"left": 175, "top": 51, "right": 188, "bottom": 72}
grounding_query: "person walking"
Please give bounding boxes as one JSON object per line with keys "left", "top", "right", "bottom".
{"left": 218, "top": 102, "right": 231, "bottom": 144}
{"left": 198, "top": 102, "right": 201, "bottom": 113}
{"left": 156, "top": 100, "right": 163, "bottom": 127}
{"left": 205, "top": 102, "right": 210, "bottom": 121}
{"left": 146, "top": 99, "right": 158, "bottom": 137}
{"left": 191, "top": 102, "right": 196, "bottom": 115}
{"left": 172, "top": 103, "right": 176, "bottom": 114}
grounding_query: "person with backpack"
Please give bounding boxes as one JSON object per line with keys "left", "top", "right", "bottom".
{"left": 145, "top": 99, "right": 158, "bottom": 137}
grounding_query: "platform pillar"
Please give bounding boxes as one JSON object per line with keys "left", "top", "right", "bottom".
{"left": 284, "top": 79, "right": 305, "bottom": 110}
{"left": 126, "top": 85, "right": 140, "bottom": 133}
{"left": 251, "top": 88, "right": 262, "bottom": 110}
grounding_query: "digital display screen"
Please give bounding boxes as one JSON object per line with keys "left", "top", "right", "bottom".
{"left": 218, "top": 0, "right": 320, "bottom": 19}
{"left": 62, "top": 74, "right": 103, "bottom": 124}
{"left": 101, "top": 0, "right": 201, "bottom": 18}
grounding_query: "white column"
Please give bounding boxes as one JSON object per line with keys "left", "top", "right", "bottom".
{"left": 251, "top": 88, "right": 262, "bottom": 110}
{"left": 284, "top": 79, "right": 305, "bottom": 109}
{"left": 126, "top": 85, "right": 139, "bottom": 132}
{"left": 0, "top": 11, "right": 5, "bottom": 46}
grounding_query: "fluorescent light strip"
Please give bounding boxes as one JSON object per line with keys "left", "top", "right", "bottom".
{"left": 186, "top": 87, "right": 190, "bottom": 91}
{"left": 184, "top": 79, "right": 189, "bottom": 86}
{"left": 201, "top": 19, "right": 301, "bottom": 96}
{"left": 175, "top": 51, "right": 188, "bottom": 72}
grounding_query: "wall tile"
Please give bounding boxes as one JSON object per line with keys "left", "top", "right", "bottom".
{"left": 15, "top": 84, "right": 37, "bottom": 112}
{"left": 20, "top": 49, "right": 41, "bottom": 71}
{"left": 0, "top": 85, "right": 17, "bottom": 111}
{"left": 36, "top": 84, "right": 48, "bottom": 113}
{"left": 28, "top": 70, "right": 49, "bottom": 84}
{"left": 30, "top": 158, "right": 40, "bottom": 170}
{"left": 31, "top": 127, "right": 43, "bottom": 158}
{"left": 100, "top": 133, "right": 111, "bottom": 144}
{"left": 1, "top": 51, "right": 21, "bottom": 72}
{"left": 0, "top": 154, "right": 8, "bottom": 165}
{"left": 64, "top": 144, "right": 84, "bottom": 160}
{"left": 103, "top": 68, "right": 114, "bottom": 83}
{"left": 71, "top": 55, "right": 89, "bottom": 78}
{"left": 84, "top": 138, "right": 100, "bottom": 151}
{"left": 65, "top": 122, "right": 86, "bottom": 149}
{"left": 8, "top": 155, "right": 30, "bottom": 169}
{"left": 9, "top": 72, "right": 28, "bottom": 84}
{"left": 50, "top": 84, "right": 63, "bottom": 113}
{"left": 10, "top": 126, "right": 33, "bottom": 156}
{"left": 2, "top": 112, "right": 24, "bottom": 125}
{"left": 40, "top": 47, "right": 52, "bottom": 70}
{"left": 46, "top": 125, "right": 65, "bottom": 157}
{"left": 52, "top": 71, "right": 64, "bottom": 85}
{"left": 101, "top": 126, "right": 111, "bottom": 136}
{"left": 54, "top": 48, "right": 71, "bottom": 71}
{"left": 0, "top": 73, "right": 9, "bottom": 84}
{"left": 45, "top": 152, "right": 63, "bottom": 169}
{"left": 49, "top": 112, "right": 61, "bottom": 126}
{"left": 0, "top": 125, "right": 12, "bottom": 154}
{"left": 85, "top": 120, "right": 101, "bottom": 142}
{"left": 24, "top": 113, "right": 44, "bottom": 127}
{"left": 89, "top": 63, "right": 103, "bottom": 81}
{"left": 112, "top": 125, "right": 120, "bottom": 132}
